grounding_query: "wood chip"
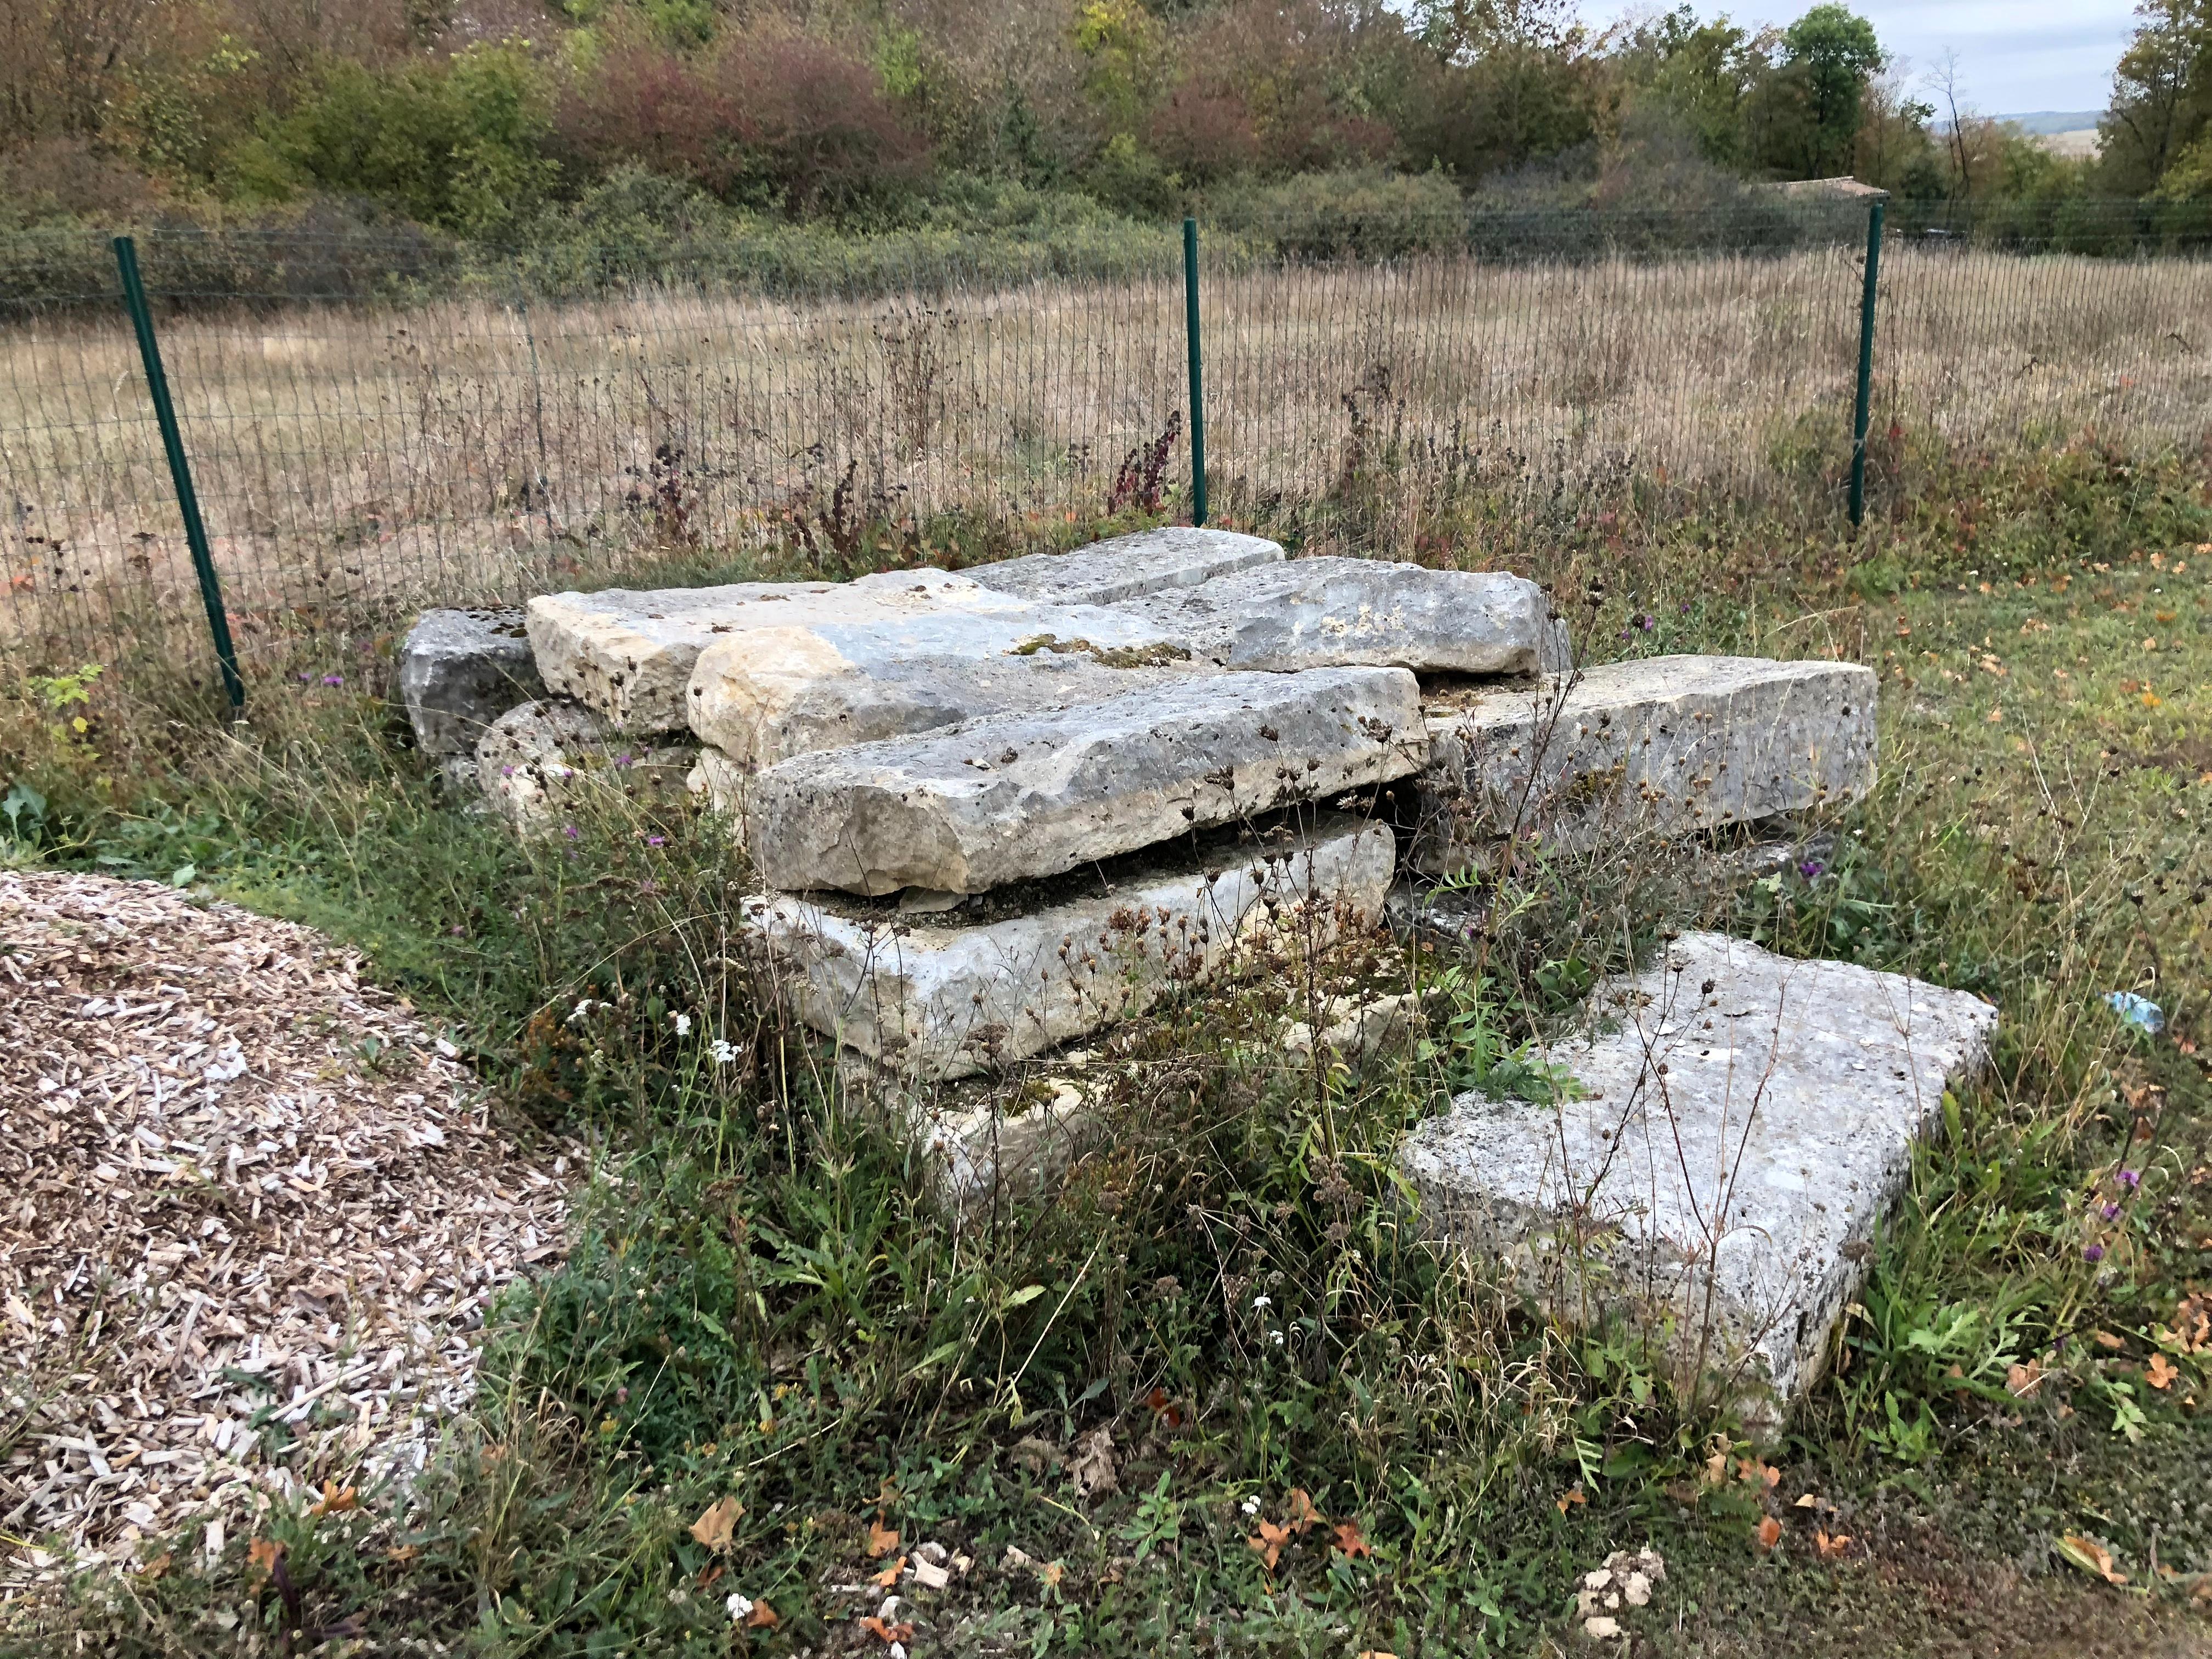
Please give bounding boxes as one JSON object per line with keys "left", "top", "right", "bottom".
{"left": 0, "top": 871, "right": 574, "bottom": 1589}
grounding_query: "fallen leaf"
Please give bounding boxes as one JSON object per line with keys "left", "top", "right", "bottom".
{"left": 1556, "top": 1485, "right": 1587, "bottom": 1514}
{"left": 1040, "top": 1560, "right": 1065, "bottom": 1590}
{"left": 2147, "top": 1353, "right": 2179, "bottom": 1391}
{"left": 857, "top": 1614, "right": 916, "bottom": 1643}
{"left": 1814, "top": 1530, "right": 1852, "bottom": 1560}
{"left": 139, "top": 1553, "right": 172, "bottom": 1580}
{"left": 866, "top": 1517, "right": 900, "bottom": 1558}
{"left": 308, "top": 1480, "right": 358, "bottom": 1518}
{"left": 690, "top": 1496, "right": 743, "bottom": 1552}
{"left": 1754, "top": 1516, "right": 1782, "bottom": 1553}
{"left": 1701, "top": 1449, "right": 1728, "bottom": 1486}
{"left": 1333, "top": 1519, "right": 1373, "bottom": 1559}
{"left": 1737, "top": 1458, "right": 1780, "bottom": 1489}
{"left": 2057, "top": 1534, "right": 2128, "bottom": 1585}
{"left": 1069, "top": 1426, "right": 1118, "bottom": 1500}
{"left": 1356, "top": 1652, "right": 1400, "bottom": 1659}
{"left": 1249, "top": 1519, "right": 1291, "bottom": 1570}
{"left": 871, "top": 1556, "right": 906, "bottom": 1589}
{"left": 247, "top": 1538, "right": 283, "bottom": 1578}
{"left": 2093, "top": 1330, "right": 2125, "bottom": 1351}
{"left": 1144, "top": 1386, "right": 1184, "bottom": 1429}
{"left": 2006, "top": 1358, "right": 2044, "bottom": 1397}
{"left": 697, "top": 1564, "right": 725, "bottom": 1592}
{"left": 745, "top": 1600, "right": 778, "bottom": 1629}
{"left": 1286, "top": 1488, "right": 1324, "bottom": 1534}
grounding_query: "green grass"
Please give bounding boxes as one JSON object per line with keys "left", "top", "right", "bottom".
{"left": 2, "top": 440, "right": 2209, "bottom": 1656}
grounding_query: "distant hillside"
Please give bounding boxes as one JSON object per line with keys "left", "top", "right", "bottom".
{"left": 1998, "top": 111, "right": 2105, "bottom": 136}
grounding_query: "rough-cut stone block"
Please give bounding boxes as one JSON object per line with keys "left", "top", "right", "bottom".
{"left": 1410, "top": 656, "right": 1876, "bottom": 873}
{"left": 965, "top": 527, "right": 1283, "bottom": 605}
{"left": 1114, "top": 557, "right": 1556, "bottom": 674}
{"left": 399, "top": 607, "right": 544, "bottom": 756}
{"left": 745, "top": 667, "right": 1424, "bottom": 896}
{"left": 528, "top": 569, "right": 1050, "bottom": 733}
{"left": 685, "top": 606, "right": 1189, "bottom": 772}
{"left": 475, "top": 699, "right": 695, "bottom": 829}
{"left": 742, "top": 815, "right": 1395, "bottom": 1080}
{"left": 1399, "top": 932, "right": 1996, "bottom": 1408}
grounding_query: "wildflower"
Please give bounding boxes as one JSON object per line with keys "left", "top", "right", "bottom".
{"left": 2102, "top": 1202, "right": 2120, "bottom": 1220}
{"left": 725, "top": 1593, "right": 753, "bottom": 1623}
{"left": 616, "top": 752, "right": 633, "bottom": 768}
{"left": 1639, "top": 613, "right": 1656, "bottom": 631}
{"left": 567, "top": 998, "right": 597, "bottom": 1025}
{"left": 672, "top": 1012, "right": 692, "bottom": 1036}
{"left": 1798, "top": 860, "right": 1826, "bottom": 879}
{"left": 1679, "top": 601, "right": 1690, "bottom": 613}
{"left": 1251, "top": 1294, "right": 1271, "bottom": 1310}
{"left": 1241, "top": 1496, "right": 1261, "bottom": 1515}
{"left": 563, "top": 824, "right": 580, "bottom": 840}
{"left": 646, "top": 834, "right": 666, "bottom": 848}
{"left": 710, "top": 1038, "right": 737, "bottom": 1065}
{"left": 1270, "top": 1329, "right": 1285, "bottom": 1345}
{"left": 2119, "top": 1169, "right": 2141, "bottom": 1190}
{"left": 321, "top": 673, "right": 344, "bottom": 687}
{"left": 2084, "top": 1243, "right": 2106, "bottom": 1263}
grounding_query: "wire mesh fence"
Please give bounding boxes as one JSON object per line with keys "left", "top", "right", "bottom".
{"left": 4, "top": 202, "right": 2210, "bottom": 689}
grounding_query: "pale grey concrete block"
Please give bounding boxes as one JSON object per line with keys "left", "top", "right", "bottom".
{"left": 964, "top": 526, "right": 1283, "bottom": 605}
{"left": 744, "top": 667, "right": 1424, "bottom": 896}
{"left": 1113, "top": 557, "right": 1556, "bottom": 674}
{"left": 1410, "top": 655, "right": 1876, "bottom": 873}
{"left": 1398, "top": 931, "right": 1997, "bottom": 1411}
{"left": 399, "top": 607, "right": 544, "bottom": 756}
{"left": 741, "top": 815, "right": 1396, "bottom": 1080}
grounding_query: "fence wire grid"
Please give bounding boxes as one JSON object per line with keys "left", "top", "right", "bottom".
{"left": 4, "top": 202, "right": 2210, "bottom": 687}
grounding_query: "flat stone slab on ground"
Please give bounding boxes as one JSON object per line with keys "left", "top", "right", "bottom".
{"left": 686, "top": 603, "right": 1190, "bottom": 774}
{"left": 1113, "top": 557, "right": 1556, "bottom": 675}
{"left": 400, "top": 607, "right": 545, "bottom": 757}
{"left": 745, "top": 667, "right": 1424, "bottom": 895}
{"left": 1398, "top": 931, "right": 1996, "bottom": 1408}
{"left": 742, "top": 814, "right": 1395, "bottom": 1080}
{"left": 1410, "top": 655, "right": 1876, "bottom": 873}
{"left": 528, "top": 569, "right": 1057, "bottom": 733}
{"left": 964, "top": 527, "right": 1283, "bottom": 605}
{"left": 475, "top": 698, "right": 695, "bottom": 829}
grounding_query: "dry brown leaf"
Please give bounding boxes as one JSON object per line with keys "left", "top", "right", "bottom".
{"left": 2057, "top": 1534, "right": 2128, "bottom": 1585}
{"left": 1249, "top": 1519, "right": 1291, "bottom": 1571}
{"left": 1040, "top": 1560, "right": 1065, "bottom": 1590}
{"left": 1754, "top": 1517, "right": 1782, "bottom": 1554}
{"left": 1286, "top": 1488, "right": 1324, "bottom": 1534}
{"left": 1333, "top": 1519, "right": 1373, "bottom": 1560}
{"left": 865, "top": 1517, "right": 900, "bottom": 1558}
{"left": 690, "top": 1496, "right": 742, "bottom": 1551}
{"left": 1814, "top": 1530, "right": 1852, "bottom": 1561}
{"left": 858, "top": 1615, "right": 915, "bottom": 1644}
{"left": 744, "top": 1600, "right": 778, "bottom": 1629}
{"left": 2006, "top": 1358, "right": 2044, "bottom": 1397}
{"left": 2092, "top": 1330, "right": 2125, "bottom": 1351}
{"left": 871, "top": 1556, "right": 906, "bottom": 1589}
{"left": 1556, "top": 1485, "right": 1587, "bottom": 1514}
{"left": 308, "top": 1480, "right": 358, "bottom": 1518}
{"left": 247, "top": 1538, "right": 283, "bottom": 1578}
{"left": 2147, "top": 1353, "right": 2179, "bottom": 1391}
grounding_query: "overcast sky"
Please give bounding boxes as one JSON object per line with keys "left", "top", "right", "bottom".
{"left": 1579, "top": 1, "right": 2142, "bottom": 117}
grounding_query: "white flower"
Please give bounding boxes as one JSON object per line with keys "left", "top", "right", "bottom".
{"left": 724, "top": 1593, "right": 753, "bottom": 1623}
{"left": 1240, "top": 1496, "right": 1261, "bottom": 1515}
{"left": 671, "top": 1012, "right": 692, "bottom": 1036}
{"left": 566, "top": 998, "right": 597, "bottom": 1025}
{"left": 710, "top": 1038, "right": 737, "bottom": 1065}
{"left": 1251, "top": 1294, "right": 1271, "bottom": 1310}
{"left": 1269, "top": 1329, "right": 1285, "bottom": 1345}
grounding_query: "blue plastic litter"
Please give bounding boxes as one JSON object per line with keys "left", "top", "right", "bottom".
{"left": 2105, "top": 991, "right": 2165, "bottom": 1035}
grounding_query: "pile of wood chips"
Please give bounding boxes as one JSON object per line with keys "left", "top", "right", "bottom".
{"left": 1, "top": 869, "right": 573, "bottom": 1588}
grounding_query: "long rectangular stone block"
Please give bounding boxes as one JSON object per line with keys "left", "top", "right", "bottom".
{"left": 527, "top": 569, "right": 1049, "bottom": 733}
{"left": 1398, "top": 932, "right": 1996, "bottom": 1410}
{"left": 1113, "top": 557, "right": 1556, "bottom": 674}
{"left": 1410, "top": 655, "right": 1876, "bottom": 873}
{"left": 744, "top": 667, "right": 1425, "bottom": 896}
{"left": 399, "top": 607, "right": 545, "bottom": 757}
{"left": 685, "top": 604, "right": 1190, "bottom": 772}
{"left": 964, "top": 527, "right": 1283, "bottom": 605}
{"left": 742, "top": 815, "right": 1395, "bottom": 1080}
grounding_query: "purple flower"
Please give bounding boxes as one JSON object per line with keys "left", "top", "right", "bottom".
{"left": 2102, "top": 1201, "right": 2120, "bottom": 1220}
{"left": 1618, "top": 628, "right": 1631, "bottom": 639}
{"left": 562, "top": 823, "right": 580, "bottom": 840}
{"left": 501, "top": 764, "right": 516, "bottom": 777}
{"left": 2084, "top": 1243, "right": 2106, "bottom": 1263}
{"left": 1679, "top": 602, "right": 1690, "bottom": 614}
{"left": 1798, "top": 860, "right": 1826, "bottom": 879}
{"left": 2119, "top": 1169, "right": 2141, "bottom": 1190}
{"left": 616, "top": 752, "right": 634, "bottom": 768}
{"left": 450, "top": 924, "right": 466, "bottom": 938}
{"left": 321, "top": 673, "right": 344, "bottom": 687}
{"left": 646, "top": 834, "right": 666, "bottom": 848}
{"left": 1639, "top": 613, "right": 1656, "bottom": 631}
{"left": 297, "top": 671, "right": 311, "bottom": 682}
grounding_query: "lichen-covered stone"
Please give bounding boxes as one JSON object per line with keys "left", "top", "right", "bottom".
{"left": 964, "top": 526, "right": 1283, "bottom": 605}
{"left": 399, "top": 607, "right": 544, "bottom": 756}
{"left": 741, "top": 815, "right": 1395, "bottom": 1080}
{"left": 1398, "top": 931, "right": 1996, "bottom": 1410}
{"left": 744, "top": 667, "right": 1424, "bottom": 896}
{"left": 1411, "top": 655, "right": 1876, "bottom": 872}
{"left": 474, "top": 699, "right": 695, "bottom": 829}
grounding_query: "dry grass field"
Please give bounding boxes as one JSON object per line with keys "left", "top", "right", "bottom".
{"left": 2, "top": 242, "right": 2208, "bottom": 667}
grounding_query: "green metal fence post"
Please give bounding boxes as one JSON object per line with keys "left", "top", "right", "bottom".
{"left": 1182, "top": 216, "right": 1207, "bottom": 527}
{"left": 1848, "top": 196, "right": 1887, "bottom": 531}
{"left": 113, "top": 235, "right": 244, "bottom": 713}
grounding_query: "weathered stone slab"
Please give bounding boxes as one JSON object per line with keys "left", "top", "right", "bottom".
{"left": 744, "top": 667, "right": 1424, "bottom": 896}
{"left": 965, "top": 527, "right": 1283, "bottom": 605}
{"left": 1113, "top": 557, "right": 1556, "bottom": 674}
{"left": 399, "top": 607, "right": 545, "bottom": 757}
{"left": 1399, "top": 932, "right": 1996, "bottom": 1408}
{"left": 1410, "top": 655, "right": 1876, "bottom": 873}
{"left": 685, "top": 605, "right": 1190, "bottom": 773}
{"left": 475, "top": 698, "right": 695, "bottom": 829}
{"left": 528, "top": 569, "right": 1056, "bottom": 733}
{"left": 742, "top": 815, "right": 1396, "bottom": 1080}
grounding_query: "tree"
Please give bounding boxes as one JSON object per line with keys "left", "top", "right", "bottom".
{"left": 1779, "top": 3, "right": 1881, "bottom": 177}
{"left": 2096, "top": 0, "right": 2212, "bottom": 195}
